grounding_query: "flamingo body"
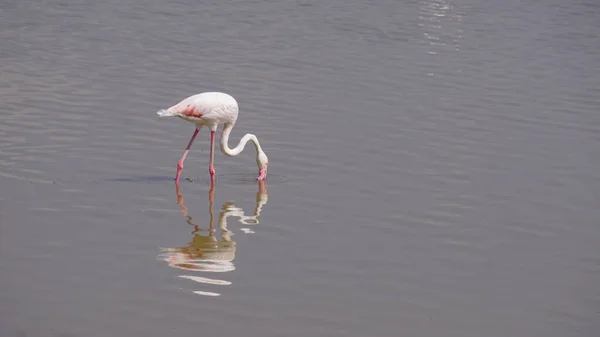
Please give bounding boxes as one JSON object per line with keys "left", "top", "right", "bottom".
{"left": 157, "top": 92, "right": 268, "bottom": 182}
{"left": 158, "top": 92, "right": 238, "bottom": 127}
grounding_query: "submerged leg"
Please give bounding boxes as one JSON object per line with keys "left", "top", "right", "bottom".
{"left": 209, "top": 130, "right": 216, "bottom": 180}
{"left": 175, "top": 128, "right": 199, "bottom": 183}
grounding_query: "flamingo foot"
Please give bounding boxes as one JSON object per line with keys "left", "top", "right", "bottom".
{"left": 257, "top": 166, "right": 267, "bottom": 181}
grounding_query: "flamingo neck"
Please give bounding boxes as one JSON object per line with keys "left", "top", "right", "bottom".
{"left": 219, "top": 123, "right": 266, "bottom": 164}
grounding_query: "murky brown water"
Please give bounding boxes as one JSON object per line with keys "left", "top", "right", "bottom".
{"left": 1, "top": 0, "right": 600, "bottom": 336}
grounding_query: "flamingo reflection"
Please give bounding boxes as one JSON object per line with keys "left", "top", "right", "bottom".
{"left": 158, "top": 180, "right": 268, "bottom": 297}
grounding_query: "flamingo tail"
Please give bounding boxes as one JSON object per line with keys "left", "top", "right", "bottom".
{"left": 157, "top": 109, "right": 178, "bottom": 117}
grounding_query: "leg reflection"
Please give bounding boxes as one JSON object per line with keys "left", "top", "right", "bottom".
{"left": 160, "top": 179, "right": 269, "bottom": 296}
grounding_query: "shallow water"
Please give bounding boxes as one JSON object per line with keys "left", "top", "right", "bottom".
{"left": 1, "top": 0, "right": 600, "bottom": 336}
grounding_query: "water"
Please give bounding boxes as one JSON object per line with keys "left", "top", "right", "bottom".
{"left": 1, "top": 0, "right": 599, "bottom": 336}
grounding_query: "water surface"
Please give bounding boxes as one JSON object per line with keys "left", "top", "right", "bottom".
{"left": 1, "top": 0, "right": 599, "bottom": 336}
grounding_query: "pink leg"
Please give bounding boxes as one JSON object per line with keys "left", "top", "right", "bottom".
{"left": 209, "top": 131, "right": 216, "bottom": 180}
{"left": 175, "top": 129, "right": 199, "bottom": 183}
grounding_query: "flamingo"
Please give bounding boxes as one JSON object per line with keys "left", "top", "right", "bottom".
{"left": 157, "top": 92, "right": 268, "bottom": 183}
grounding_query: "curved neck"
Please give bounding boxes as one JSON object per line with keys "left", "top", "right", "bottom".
{"left": 220, "top": 123, "right": 264, "bottom": 157}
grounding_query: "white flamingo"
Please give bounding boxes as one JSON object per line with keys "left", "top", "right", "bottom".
{"left": 157, "top": 92, "right": 268, "bottom": 182}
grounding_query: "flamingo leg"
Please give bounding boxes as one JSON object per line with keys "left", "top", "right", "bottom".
{"left": 175, "top": 128, "right": 199, "bottom": 183}
{"left": 209, "top": 130, "right": 216, "bottom": 180}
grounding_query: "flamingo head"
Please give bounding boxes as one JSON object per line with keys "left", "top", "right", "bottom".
{"left": 257, "top": 151, "right": 268, "bottom": 169}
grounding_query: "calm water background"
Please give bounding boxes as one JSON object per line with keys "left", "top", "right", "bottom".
{"left": 1, "top": 0, "right": 599, "bottom": 336}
